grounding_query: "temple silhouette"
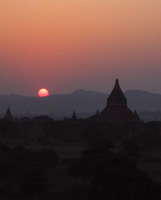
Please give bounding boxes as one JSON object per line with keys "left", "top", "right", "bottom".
{"left": 4, "top": 107, "right": 14, "bottom": 120}
{"left": 90, "top": 79, "right": 140, "bottom": 123}
{"left": 71, "top": 111, "right": 77, "bottom": 121}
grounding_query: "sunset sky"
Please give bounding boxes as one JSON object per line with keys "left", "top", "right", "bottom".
{"left": 0, "top": 0, "right": 161, "bottom": 96}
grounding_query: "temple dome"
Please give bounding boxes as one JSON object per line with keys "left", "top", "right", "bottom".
{"left": 99, "top": 79, "right": 137, "bottom": 122}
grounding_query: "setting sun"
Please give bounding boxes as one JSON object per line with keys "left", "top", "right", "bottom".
{"left": 38, "top": 88, "right": 49, "bottom": 97}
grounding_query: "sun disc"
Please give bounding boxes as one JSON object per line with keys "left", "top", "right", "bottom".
{"left": 38, "top": 88, "right": 49, "bottom": 97}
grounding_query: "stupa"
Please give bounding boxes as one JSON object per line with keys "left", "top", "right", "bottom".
{"left": 71, "top": 111, "right": 77, "bottom": 121}
{"left": 4, "top": 107, "right": 13, "bottom": 120}
{"left": 99, "top": 79, "right": 140, "bottom": 122}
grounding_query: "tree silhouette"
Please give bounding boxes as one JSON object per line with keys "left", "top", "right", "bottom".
{"left": 21, "top": 167, "right": 50, "bottom": 198}
{"left": 68, "top": 140, "right": 161, "bottom": 200}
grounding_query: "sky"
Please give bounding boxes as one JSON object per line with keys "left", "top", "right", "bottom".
{"left": 0, "top": 0, "right": 161, "bottom": 96}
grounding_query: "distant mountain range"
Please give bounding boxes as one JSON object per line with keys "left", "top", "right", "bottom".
{"left": 0, "top": 89, "right": 161, "bottom": 116}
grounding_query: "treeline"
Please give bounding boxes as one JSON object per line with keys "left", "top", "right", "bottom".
{"left": 0, "top": 117, "right": 161, "bottom": 199}
{"left": 0, "top": 143, "right": 59, "bottom": 199}
{"left": 0, "top": 140, "right": 161, "bottom": 199}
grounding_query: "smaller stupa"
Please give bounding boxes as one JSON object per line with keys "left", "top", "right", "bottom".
{"left": 71, "top": 111, "right": 77, "bottom": 121}
{"left": 4, "top": 107, "right": 14, "bottom": 120}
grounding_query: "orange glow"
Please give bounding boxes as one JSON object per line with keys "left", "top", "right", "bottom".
{"left": 0, "top": 0, "right": 161, "bottom": 95}
{"left": 38, "top": 88, "right": 49, "bottom": 97}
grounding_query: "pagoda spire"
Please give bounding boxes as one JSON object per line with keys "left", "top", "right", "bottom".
{"left": 99, "top": 79, "right": 136, "bottom": 122}
{"left": 134, "top": 110, "right": 140, "bottom": 121}
{"left": 71, "top": 111, "right": 77, "bottom": 121}
{"left": 116, "top": 78, "right": 119, "bottom": 85}
{"left": 107, "top": 79, "right": 127, "bottom": 107}
{"left": 4, "top": 107, "right": 13, "bottom": 120}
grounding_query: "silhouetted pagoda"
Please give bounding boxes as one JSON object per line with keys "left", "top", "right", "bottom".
{"left": 71, "top": 111, "right": 77, "bottom": 121}
{"left": 4, "top": 107, "right": 13, "bottom": 120}
{"left": 96, "top": 79, "right": 140, "bottom": 122}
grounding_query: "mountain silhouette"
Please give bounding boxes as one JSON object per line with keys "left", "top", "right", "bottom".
{"left": 0, "top": 89, "right": 161, "bottom": 116}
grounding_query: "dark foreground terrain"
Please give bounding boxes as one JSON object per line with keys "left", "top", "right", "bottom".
{"left": 0, "top": 117, "right": 161, "bottom": 199}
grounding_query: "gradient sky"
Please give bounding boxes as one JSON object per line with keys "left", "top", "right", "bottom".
{"left": 0, "top": 0, "right": 161, "bottom": 96}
